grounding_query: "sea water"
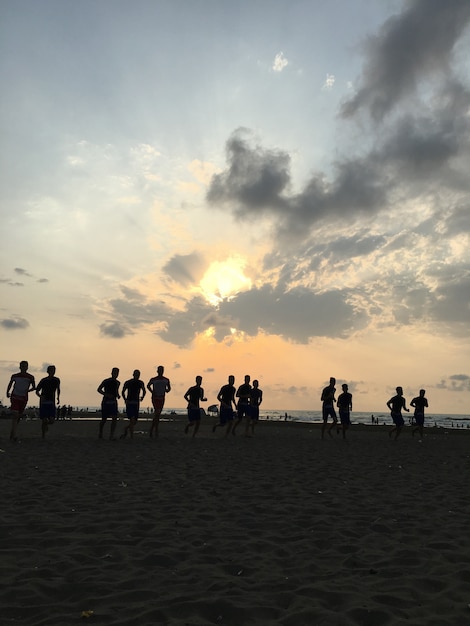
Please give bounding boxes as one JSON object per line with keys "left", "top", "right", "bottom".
{"left": 71, "top": 407, "right": 470, "bottom": 430}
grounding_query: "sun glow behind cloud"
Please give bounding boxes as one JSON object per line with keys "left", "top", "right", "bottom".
{"left": 199, "top": 257, "right": 252, "bottom": 305}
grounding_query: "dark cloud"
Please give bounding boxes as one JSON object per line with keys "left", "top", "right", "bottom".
{"left": 340, "top": 0, "right": 470, "bottom": 121}
{"left": 436, "top": 374, "right": 470, "bottom": 392}
{"left": 207, "top": 128, "right": 290, "bottom": 218}
{"left": 217, "top": 284, "right": 368, "bottom": 343}
{"left": 207, "top": 129, "right": 389, "bottom": 239}
{"left": 162, "top": 252, "right": 207, "bottom": 287}
{"left": 99, "top": 321, "right": 131, "bottom": 338}
{"left": 1, "top": 316, "right": 29, "bottom": 330}
{"left": 37, "top": 278, "right": 49, "bottom": 283}
{"left": 14, "top": 267, "right": 32, "bottom": 277}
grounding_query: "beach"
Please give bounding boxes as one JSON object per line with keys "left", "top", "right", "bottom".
{"left": 1, "top": 417, "right": 469, "bottom": 625}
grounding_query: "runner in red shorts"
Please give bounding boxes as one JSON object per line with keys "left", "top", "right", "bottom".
{"left": 147, "top": 365, "right": 171, "bottom": 438}
{"left": 6, "top": 360, "right": 36, "bottom": 441}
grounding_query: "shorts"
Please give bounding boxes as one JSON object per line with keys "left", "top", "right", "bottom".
{"left": 39, "top": 401, "right": 56, "bottom": 420}
{"left": 152, "top": 396, "right": 165, "bottom": 414}
{"left": 101, "top": 399, "right": 118, "bottom": 419}
{"left": 414, "top": 413, "right": 424, "bottom": 426}
{"left": 391, "top": 412, "right": 404, "bottom": 427}
{"left": 220, "top": 405, "right": 234, "bottom": 425}
{"left": 188, "top": 407, "right": 201, "bottom": 422}
{"left": 322, "top": 405, "right": 337, "bottom": 422}
{"left": 10, "top": 395, "right": 28, "bottom": 413}
{"left": 249, "top": 405, "right": 260, "bottom": 420}
{"left": 339, "top": 409, "right": 350, "bottom": 425}
{"left": 126, "top": 401, "right": 140, "bottom": 420}
{"left": 237, "top": 403, "right": 250, "bottom": 418}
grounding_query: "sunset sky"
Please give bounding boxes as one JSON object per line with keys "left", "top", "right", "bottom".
{"left": 1, "top": 0, "right": 469, "bottom": 414}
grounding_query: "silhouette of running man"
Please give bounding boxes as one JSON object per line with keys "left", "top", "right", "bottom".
{"left": 213, "top": 375, "right": 236, "bottom": 437}
{"left": 97, "top": 367, "right": 120, "bottom": 440}
{"left": 233, "top": 374, "right": 251, "bottom": 436}
{"left": 35, "top": 365, "right": 61, "bottom": 439}
{"left": 120, "top": 370, "right": 146, "bottom": 439}
{"left": 321, "top": 377, "right": 337, "bottom": 439}
{"left": 386, "top": 386, "right": 409, "bottom": 440}
{"left": 6, "top": 360, "right": 36, "bottom": 441}
{"left": 337, "top": 383, "right": 352, "bottom": 439}
{"left": 245, "top": 379, "right": 263, "bottom": 437}
{"left": 184, "top": 375, "right": 207, "bottom": 438}
{"left": 411, "top": 389, "right": 428, "bottom": 440}
{"left": 147, "top": 365, "right": 171, "bottom": 438}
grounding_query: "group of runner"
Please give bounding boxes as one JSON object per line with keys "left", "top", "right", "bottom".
{"left": 320, "top": 376, "right": 429, "bottom": 440}
{"left": 5, "top": 362, "right": 428, "bottom": 442}
{"left": 4, "top": 362, "right": 264, "bottom": 441}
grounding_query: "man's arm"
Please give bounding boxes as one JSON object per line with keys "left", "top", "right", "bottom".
{"left": 29, "top": 377, "right": 36, "bottom": 392}
{"left": 56, "top": 379, "right": 61, "bottom": 404}
{"left": 35, "top": 380, "right": 43, "bottom": 397}
{"left": 166, "top": 379, "right": 171, "bottom": 393}
{"left": 140, "top": 382, "right": 146, "bottom": 401}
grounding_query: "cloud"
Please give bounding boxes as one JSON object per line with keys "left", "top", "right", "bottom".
{"left": 162, "top": 252, "right": 207, "bottom": 287}
{"left": 1, "top": 316, "right": 29, "bottom": 330}
{"left": 340, "top": 0, "right": 470, "bottom": 120}
{"left": 99, "top": 321, "right": 132, "bottom": 338}
{"left": 436, "top": 374, "right": 470, "bottom": 392}
{"left": 14, "top": 267, "right": 32, "bottom": 277}
{"left": 37, "top": 278, "right": 49, "bottom": 283}
{"left": 272, "top": 51, "right": 288, "bottom": 72}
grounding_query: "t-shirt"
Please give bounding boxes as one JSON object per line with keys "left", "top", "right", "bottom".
{"left": 10, "top": 372, "right": 35, "bottom": 397}
{"left": 412, "top": 396, "right": 428, "bottom": 414}
{"left": 237, "top": 383, "right": 252, "bottom": 404}
{"left": 100, "top": 377, "right": 120, "bottom": 400}
{"left": 36, "top": 376, "right": 60, "bottom": 402}
{"left": 185, "top": 385, "right": 204, "bottom": 407}
{"left": 123, "top": 378, "right": 145, "bottom": 403}
{"left": 149, "top": 376, "right": 170, "bottom": 397}
{"left": 218, "top": 384, "right": 235, "bottom": 406}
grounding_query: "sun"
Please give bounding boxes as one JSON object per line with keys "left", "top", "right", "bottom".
{"left": 200, "top": 257, "right": 251, "bottom": 305}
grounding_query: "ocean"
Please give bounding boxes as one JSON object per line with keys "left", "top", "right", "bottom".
{"left": 72, "top": 407, "right": 470, "bottom": 430}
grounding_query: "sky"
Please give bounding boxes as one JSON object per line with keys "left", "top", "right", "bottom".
{"left": 1, "top": 0, "right": 470, "bottom": 414}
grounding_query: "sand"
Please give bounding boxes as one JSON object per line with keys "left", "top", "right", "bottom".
{"left": 1, "top": 416, "right": 469, "bottom": 625}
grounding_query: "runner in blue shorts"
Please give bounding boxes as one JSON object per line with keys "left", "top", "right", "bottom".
{"left": 35, "top": 365, "right": 61, "bottom": 439}
{"left": 233, "top": 375, "right": 251, "bottom": 436}
{"left": 321, "top": 377, "right": 337, "bottom": 439}
{"left": 184, "top": 375, "right": 207, "bottom": 438}
{"left": 120, "top": 370, "right": 146, "bottom": 439}
{"left": 337, "top": 383, "right": 352, "bottom": 439}
{"left": 410, "top": 389, "right": 428, "bottom": 440}
{"left": 245, "top": 379, "right": 263, "bottom": 437}
{"left": 213, "top": 375, "right": 236, "bottom": 437}
{"left": 386, "top": 386, "right": 409, "bottom": 440}
{"left": 97, "top": 368, "right": 121, "bottom": 440}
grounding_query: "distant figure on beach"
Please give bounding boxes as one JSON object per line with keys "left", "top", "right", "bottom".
{"left": 97, "top": 367, "right": 121, "bottom": 440}
{"left": 233, "top": 374, "right": 252, "bottom": 436}
{"left": 213, "top": 375, "right": 236, "bottom": 437}
{"left": 6, "top": 360, "right": 36, "bottom": 441}
{"left": 321, "top": 377, "right": 337, "bottom": 439}
{"left": 410, "top": 389, "right": 428, "bottom": 440}
{"left": 35, "top": 365, "right": 61, "bottom": 439}
{"left": 386, "top": 386, "right": 409, "bottom": 440}
{"left": 120, "top": 370, "right": 146, "bottom": 439}
{"left": 337, "top": 383, "right": 352, "bottom": 439}
{"left": 184, "top": 375, "right": 207, "bottom": 438}
{"left": 246, "top": 379, "right": 263, "bottom": 437}
{"left": 147, "top": 365, "right": 171, "bottom": 438}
